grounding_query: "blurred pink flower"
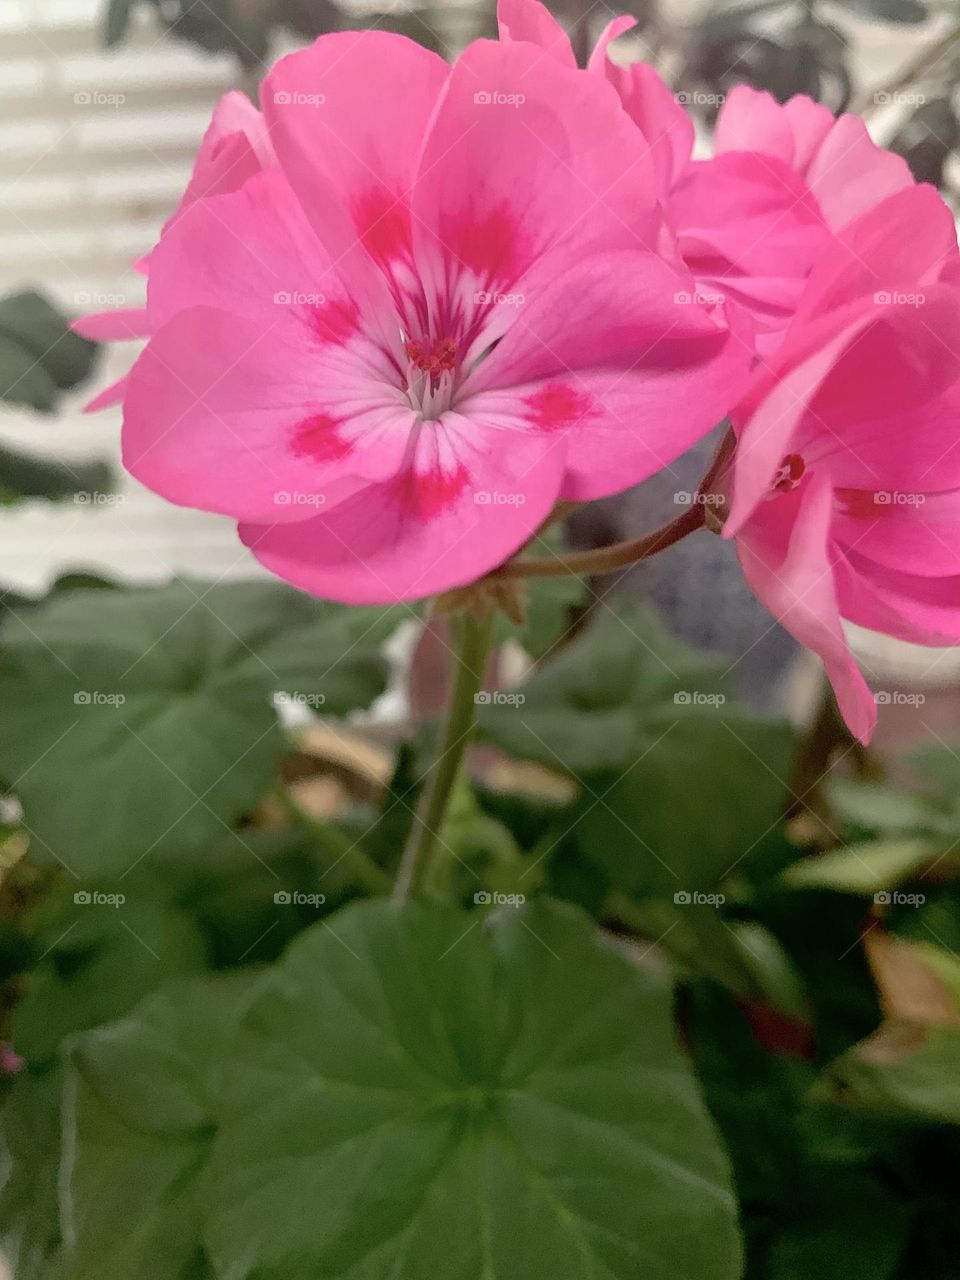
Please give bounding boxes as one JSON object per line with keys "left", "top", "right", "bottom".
{"left": 722, "top": 187, "right": 960, "bottom": 742}
{"left": 109, "top": 31, "right": 746, "bottom": 603}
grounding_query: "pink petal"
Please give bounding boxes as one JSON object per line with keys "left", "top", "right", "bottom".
{"left": 83, "top": 375, "right": 128, "bottom": 413}
{"left": 803, "top": 113, "right": 912, "bottom": 229}
{"left": 410, "top": 37, "right": 661, "bottom": 315}
{"left": 596, "top": 57, "right": 694, "bottom": 194}
{"left": 715, "top": 85, "right": 796, "bottom": 164}
{"left": 670, "top": 152, "right": 827, "bottom": 328}
{"left": 462, "top": 250, "right": 752, "bottom": 501}
{"left": 833, "top": 487, "right": 960, "bottom": 579}
{"left": 71, "top": 308, "right": 148, "bottom": 342}
{"left": 146, "top": 168, "right": 359, "bottom": 338}
{"left": 122, "top": 307, "right": 408, "bottom": 524}
{"left": 587, "top": 15, "right": 637, "bottom": 73}
{"left": 239, "top": 419, "right": 565, "bottom": 603}
{"left": 262, "top": 32, "right": 448, "bottom": 304}
{"left": 793, "top": 185, "right": 960, "bottom": 326}
{"left": 497, "top": 0, "right": 576, "bottom": 67}
{"left": 837, "top": 553, "right": 960, "bottom": 648}
{"left": 737, "top": 475, "right": 876, "bottom": 743}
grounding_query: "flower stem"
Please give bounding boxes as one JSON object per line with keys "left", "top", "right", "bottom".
{"left": 497, "top": 504, "right": 705, "bottom": 579}
{"left": 393, "top": 608, "right": 496, "bottom": 900}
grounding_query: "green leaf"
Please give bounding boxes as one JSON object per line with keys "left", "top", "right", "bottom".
{"left": 576, "top": 710, "right": 792, "bottom": 898}
{"left": 60, "top": 972, "right": 258, "bottom": 1280}
{"left": 0, "top": 1071, "right": 64, "bottom": 1279}
{"left": 820, "top": 1022, "right": 960, "bottom": 1124}
{"left": 202, "top": 898, "right": 742, "bottom": 1280}
{"left": 0, "top": 580, "right": 398, "bottom": 878}
{"left": 0, "top": 290, "right": 98, "bottom": 411}
{"left": 781, "top": 839, "right": 945, "bottom": 895}
{"left": 829, "top": 779, "right": 951, "bottom": 836}
{"left": 12, "top": 892, "right": 208, "bottom": 1064}
{"left": 477, "top": 599, "right": 727, "bottom": 776}
{"left": 0, "top": 442, "right": 112, "bottom": 505}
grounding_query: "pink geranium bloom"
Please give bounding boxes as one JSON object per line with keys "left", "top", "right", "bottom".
{"left": 72, "top": 91, "right": 275, "bottom": 410}
{"left": 499, "top": 0, "right": 913, "bottom": 342}
{"left": 112, "top": 30, "right": 747, "bottom": 603}
{"left": 671, "top": 86, "right": 914, "bottom": 336}
{"left": 722, "top": 187, "right": 960, "bottom": 743}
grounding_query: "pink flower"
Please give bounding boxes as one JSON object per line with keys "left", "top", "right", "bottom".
{"left": 113, "top": 31, "right": 747, "bottom": 603}
{"left": 672, "top": 86, "right": 914, "bottom": 338}
{"left": 498, "top": 1, "right": 913, "bottom": 344}
{"left": 722, "top": 187, "right": 960, "bottom": 743}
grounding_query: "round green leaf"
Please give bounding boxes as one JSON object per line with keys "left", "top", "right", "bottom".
{"left": 203, "top": 898, "right": 742, "bottom": 1280}
{"left": 0, "top": 580, "right": 399, "bottom": 877}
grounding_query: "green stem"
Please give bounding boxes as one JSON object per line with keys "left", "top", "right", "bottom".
{"left": 275, "top": 782, "right": 391, "bottom": 895}
{"left": 393, "top": 608, "right": 495, "bottom": 900}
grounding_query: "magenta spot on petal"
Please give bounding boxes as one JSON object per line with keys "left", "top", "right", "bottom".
{"left": 291, "top": 412, "right": 351, "bottom": 462}
{"left": 525, "top": 383, "right": 591, "bottom": 431}
{"left": 307, "top": 298, "right": 360, "bottom": 346}
{"left": 353, "top": 188, "right": 410, "bottom": 264}
{"left": 393, "top": 463, "right": 468, "bottom": 518}
{"left": 447, "top": 205, "right": 521, "bottom": 281}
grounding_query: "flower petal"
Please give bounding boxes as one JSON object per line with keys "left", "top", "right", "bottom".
{"left": 123, "top": 307, "right": 408, "bottom": 524}
{"left": 497, "top": 0, "right": 576, "bottom": 66}
{"left": 737, "top": 475, "right": 876, "bottom": 743}
{"left": 461, "top": 250, "right": 751, "bottom": 500}
{"left": 239, "top": 417, "right": 565, "bottom": 603}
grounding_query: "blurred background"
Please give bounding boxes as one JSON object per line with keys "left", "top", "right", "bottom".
{"left": 2, "top": 0, "right": 960, "bottom": 734}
